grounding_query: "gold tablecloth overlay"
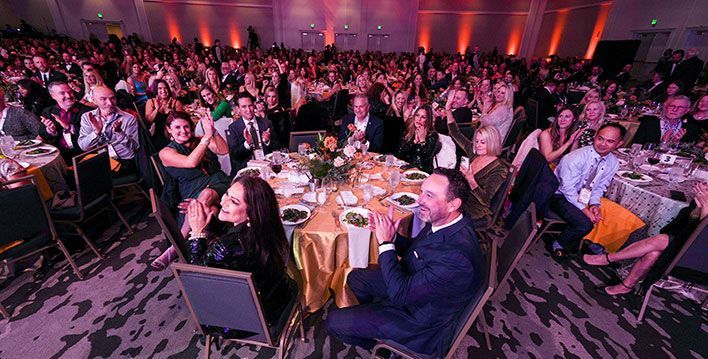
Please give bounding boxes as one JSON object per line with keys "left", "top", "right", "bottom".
{"left": 269, "top": 155, "right": 420, "bottom": 312}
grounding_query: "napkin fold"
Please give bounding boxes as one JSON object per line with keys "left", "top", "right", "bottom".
{"left": 336, "top": 191, "right": 358, "bottom": 206}
{"left": 348, "top": 226, "right": 371, "bottom": 269}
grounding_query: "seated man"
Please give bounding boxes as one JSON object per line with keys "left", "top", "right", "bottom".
{"left": 549, "top": 123, "right": 625, "bottom": 259}
{"left": 633, "top": 95, "right": 700, "bottom": 145}
{"left": 77, "top": 86, "right": 140, "bottom": 174}
{"left": 226, "top": 93, "right": 279, "bottom": 176}
{"left": 338, "top": 94, "right": 384, "bottom": 152}
{"left": 326, "top": 168, "right": 486, "bottom": 357}
{"left": 435, "top": 89, "right": 472, "bottom": 135}
{"left": 40, "top": 81, "right": 92, "bottom": 161}
{"left": 0, "top": 88, "right": 43, "bottom": 140}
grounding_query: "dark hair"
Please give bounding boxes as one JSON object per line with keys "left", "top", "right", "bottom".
{"left": 598, "top": 122, "right": 627, "bottom": 139}
{"left": 151, "top": 79, "right": 173, "bottom": 98}
{"left": 431, "top": 167, "right": 471, "bottom": 215}
{"left": 673, "top": 49, "right": 685, "bottom": 57}
{"left": 233, "top": 176, "right": 289, "bottom": 269}
{"left": 367, "top": 82, "right": 386, "bottom": 100}
{"left": 405, "top": 105, "right": 435, "bottom": 141}
{"left": 198, "top": 84, "right": 220, "bottom": 108}
{"left": 550, "top": 107, "right": 577, "bottom": 150}
{"left": 236, "top": 91, "right": 255, "bottom": 103}
{"left": 164, "top": 111, "right": 193, "bottom": 139}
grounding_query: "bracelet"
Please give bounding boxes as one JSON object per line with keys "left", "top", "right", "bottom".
{"left": 189, "top": 232, "right": 207, "bottom": 239}
{"left": 378, "top": 241, "right": 394, "bottom": 246}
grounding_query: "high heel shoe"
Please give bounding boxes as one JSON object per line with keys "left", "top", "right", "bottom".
{"left": 150, "top": 246, "right": 176, "bottom": 270}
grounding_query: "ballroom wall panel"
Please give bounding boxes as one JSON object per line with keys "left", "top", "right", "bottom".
{"left": 533, "top": 4, "right": 610, "bottom": 58}
{"left": 143, "top": 1, "right": 274, "bottom": 47}
{"left": 603, "top": 0, "right": 708, "bottom": 43}
{"left": 48, "top": 0, "right": 146, "bottom": 40}
{"left": 418, "top": 0, "right": 530, "bottom": 13}
{"left": 0, "top": 0, "right": 53, "bottom": 32}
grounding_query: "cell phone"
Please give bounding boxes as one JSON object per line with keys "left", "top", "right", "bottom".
{"left": 670, "top": 190, "right": 687, "bottom": 202}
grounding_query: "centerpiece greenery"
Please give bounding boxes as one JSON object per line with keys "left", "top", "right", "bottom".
{"left": 298, "top": 125, "right": 360, "bottom": 182}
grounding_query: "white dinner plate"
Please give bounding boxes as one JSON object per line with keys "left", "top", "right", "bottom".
{"left": 387, "top": 192, "right": 419, "bottom": 209}
{"left": 14, "top": 139, "right": 42, "bottom": 149}
{"left": 371, "top": 185, "right": 386, "bottom": 197}
{"left": 401, "top": 170, "right": 428, "bottom": 183}
{"left": 265, "top": 152, "right": 291, "bottom": 163}
{"left": 280, "top": 204, "right": 311, "bottom": 226}
{"left": 617, "top": 148, "right": 631, "bottom": 155}
{"left": 21, "top": 146, "right": 57, "bottom": 157}
{"left": 339, "top": 207, "right": 372, "bottom": 229}
{"left": 374, "top": 154, "right": 407, "bottom": 167}
{"left": 236, "top": 166, "right": 262, "bottom": 178}
{"left": 616, "top": 170, "right": 653, "bottom": 183}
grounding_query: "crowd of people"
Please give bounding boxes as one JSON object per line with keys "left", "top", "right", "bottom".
{"left": 1, "top": 29, "right": 706, "bottom": 356}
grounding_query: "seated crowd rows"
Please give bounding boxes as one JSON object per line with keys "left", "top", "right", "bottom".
{"left": 0, "top": 32, "right": 706, "bottom": 356}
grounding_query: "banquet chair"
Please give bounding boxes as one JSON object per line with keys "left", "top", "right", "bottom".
{"left": 526, "top": 99, "right": 539, "bottom": 130}
{"left": 150, "top": 154, "right": 166, "bottom": 188}
{"left": 501, "top": 107, "right": 527, "bottom": 159}
{"left": 171, "top": 262, "right": 306, "bottom": 359}
{"left": 149, "top": 188, "right": 189, "bottom": 264}
{"left": 0, "top": 176, "right": 85, "bottom": 318}
{"left": 370, "top": 280, "right": 493, "bottom": 359}
{"left": 329, "top": 89, "right": 350, "bottom": 130}
{"left": 381, "top": 116, "right": 404, "bottom": 154}
{"left": 636, "top": 216, "right": 707, "bottom": 322}
{"left": 475, "top": 165, "right": 516, "bottom": 240}
{"left": 288, "top": 130, "right": 326, "bottom": 152}
{"left": 51, "top": 146, "right": 133, "bottom": 260}
{"left": 457, "top": 123, "right": 475, "bottom": 140}
{"left": 488, "top": 204, "right": 538, "bottom": 291}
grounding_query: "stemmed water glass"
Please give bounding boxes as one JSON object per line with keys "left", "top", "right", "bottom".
{"left": 388, "top": 170, "right": 401, "bottom": 192}
{"left": 361, "top": 184, "right": 373, "bottom": 207}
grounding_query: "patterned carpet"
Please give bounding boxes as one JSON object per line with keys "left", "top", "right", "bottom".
{"left": 0, "top": 201, "right": 706, "bottom": 359}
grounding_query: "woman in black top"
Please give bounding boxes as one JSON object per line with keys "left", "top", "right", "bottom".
{"left": 16, "top": 79, "right": 51, "bottom": 117}
{"left": 398, "top": 105, "right": 438, "bottom": 173}
{"left": 186, "top": 176, "right": 297, "bottom": 338}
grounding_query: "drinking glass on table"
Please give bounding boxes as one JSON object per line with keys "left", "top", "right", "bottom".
{"left": 316, "top": 187, "right": 327, "bottom": 207}
{"left": 298, "top": 143, "right": 308, "bottom": 157}
{"left": 362, "top": 184, "right": 373, "bottom": 206}
{"left": 620, "top": 105, "right": 629, "bottom": 118}
{"left": 388, "top": 169, "right": 401, "bottom": 191}
{"left": 385, "top": 154, "right": 395, "bottom": 167}
{"left": 360, "top": 141, "right": 369, "bottom": 156}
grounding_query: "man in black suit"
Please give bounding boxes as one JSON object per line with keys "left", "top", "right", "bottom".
{"left": 60, "top": 52, "right": 82, "bottom": 79}
{"left": 40, "top": 81, "right": 92, "bottom": 161}
{"left": 633, "top": 95, "right": 700, "bottom": 145}
{"left": 338, "top": 94, "right": 384, "bottom": 152}
{"left": 643, "top": 72, "right": 668, "bottom": 103}
{"left": 219, "top": 62, "right": 239, "bottom": 91}
{"left": 614, "top": 63, "right": 632, "bottom": 87}
{"left": 667, "top": 50, "right": 684, "bottom": 82}
{"left": 226, "top": 93, "right": 279, "bottom": 176}
{"left": 534, "top": 79, "right": 557, "bottom": 129}
{"left": 671, "top": 48, "right": 704, "bottom": 92}
{"left": 32, "top": 55, "right": 67, "bottom": 87}
{"left": 326, "top": 168, "right": 486, "bottom": 357}
{"left": 435, "top": 89, "right": 472, "bottom": 135}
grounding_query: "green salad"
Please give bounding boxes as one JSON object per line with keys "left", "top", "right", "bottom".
{"left": 282, "top": 208, "right": 308, "bottom": 223}
{"left": 239, "top": 168, "right": 261, "bottom": 177}
{"left": 405, "top": 172, "right": 427, "bottom": 180}
{"left": 344, "top": 212, "right": 369, "bottom": 228}
{"left": 621, "top": 172, "right": 645, "bottom": 180}
{"left": 394, "top": 194, "right": 416, "bottom": 206}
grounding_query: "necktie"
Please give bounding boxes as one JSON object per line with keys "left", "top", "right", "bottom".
{"left": 583, "top": 158, "right": 603, "bottom": 190}
{"left": 249, "top": 122, "right": 261, "bottom": 150}
{"left": 43, "top": 73, "right": 48, "bottom": 85}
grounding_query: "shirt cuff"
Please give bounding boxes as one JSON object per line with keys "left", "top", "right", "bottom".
{"left": 243, "top": 140, "right": 251, "bottom": 150}
{"left": 378, "top": 243, "right": 395, "bottom": 254}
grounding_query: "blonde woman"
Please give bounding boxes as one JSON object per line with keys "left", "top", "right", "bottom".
{"left": 238, "top": 73, "right": 260, "bottom": 99}
{"left": 81, "top": 69, "right": 104, "bottom": 108}
{"left": 204, "top": 66, "right": 221, "bottom": 95}
{"left": 164, "top": 73, "right": 188, "bottom": 101}
{"left": 480, "top": 82, "right": 514, "bottom": 139}
{"left": 573, "top": 100, "right": 607, "bottom": 150}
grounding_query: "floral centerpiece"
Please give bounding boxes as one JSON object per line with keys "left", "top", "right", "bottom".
{"left": 298, "top": 129, "right": 359, "bottom": 182}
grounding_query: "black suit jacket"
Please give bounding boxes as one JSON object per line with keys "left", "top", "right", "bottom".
{"left": 671, "top": 57, "right": 704, "bottom": 91}
{"left": 378, "top": 216, "right": 486, "bottom": 356}
{"left": 220, "top": 72, "right": 240, "bottom": 91}
{"left": 534, "top": 87, "right": 555, "bottom": 129}
{"left": 644, "top": 81, "right": 668, "bottom": 103}
{"left": 40, "top": 103, "right": 92, "bottom": 160}
{"left": 632, "top": 116, "right": 700, "bottom": 145}
{"left": 338, "top": 113, "right": 385, "bottom": 153}
{"left": 33, "top": 69, "right": 67, "bottom": 87}
{"left": 226, "top": 116, "right": 279, "bottom": 176}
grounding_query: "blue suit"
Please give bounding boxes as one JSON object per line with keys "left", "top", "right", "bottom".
{"left": 326, "top": 215, "right": 486, "bottom": 357}
{"left": 338, "top": 113, "right": 385, "bottom": 153}
{"left": 225, "top": 116, "right": 279, "bottom": 177}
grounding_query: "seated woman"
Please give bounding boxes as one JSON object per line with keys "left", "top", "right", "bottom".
{"left": 185, "top": 176, "right": 297, "bottom": 338}
{"left": 145, "top": 79, "right": 184, "bottom": 150}
{"left": 398, "top": 105, "right": 438, "bottom": 174}
{"left": 80, "top": 69, "right": 104, "bottom": 108}
{"left": 152, "top": 111, "right": 230, "bottom": 269}
{"left": 538, "top": 107, "right": 582, "bottom": 168}
{"left": 572, "top": 100, "right": 606, "bottom": 150}
{"left": 16, "top": 79, "right": 51, "bottom": 117}
{"left": 127, "top": 63, "right": 149, "bottom": 104}
{"left": 204, "top": 66, "right": 221, "bottom": 96}
{"left": 601, "top": 81, "right": 619, "bottom": 103}
{"left": 571, "top": 88, "right": 602, "bottom": 114}
{"left": 584, "top": 182, "right": 708, "bottom": 295}
{"left": 164, "top": 73, "right": 190, "bottom": 104}
{"left": 199, "top": 85, "right": 231, "bottom": 120}
{"left": 446, "top": 113, "right": 509, "bottom": 226}
{"left": 239, "top": 73, "right": 260, "bottom": 100}
{"left": 479, "top": 82, "right": 514, "bottom": 140}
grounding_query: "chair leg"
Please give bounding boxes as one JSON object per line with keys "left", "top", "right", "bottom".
{"left": 204, "top": 335, "right": 211, "bottom": 359}
{"left": 0, "top": 302, "right": 10, "bottom": 319}
{"left": 298, "top": 306, "right": 306, "bottom": 342}
{"left": 637, "top": 286, "right": 654, "bottom": 323}
{"left": 55, "top": 238, "right": 84, "bottom": 280}
{"left": 109, "top": 200, "right": 134, "bottom": 235}
{"left": 479, "top": 312, "right": 492, "bottom": 350}
{"left": 73, "top": 224, "right": 104, "bottom": 259}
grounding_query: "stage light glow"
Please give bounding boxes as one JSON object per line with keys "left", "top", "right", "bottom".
{"left": 229, "top": 23, "right": 241, "bottom": 48}
{"left": 165, "top": 13, "right": 181, "bottom": 43}
{"left": 584, "top": 3, "right": 611, "bottom": 59}
{"left": 417, "top": 16, "right": 430, "bottom": 51}
{"left": 507, "top": 26, "right": 522, "bottom": 55}
{"left": 548, "top": 9, "right": 569, "bottom": 56}
{"left": 457, "top": 14, "right": 472, "bottom": 54}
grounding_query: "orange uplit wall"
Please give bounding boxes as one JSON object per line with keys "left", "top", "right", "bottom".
{"left": 506, "top": 26, "right": 522, "bottom": 55}
{"left": 584, "top": 3, "right": 611, "bottom": 59}
{"left": 165, "top": 13, "right": 181, "bottom": 43}
{"left": 228, "top": 23, "right": 242, "bottom": 48}
{"left": 457, "top": 14, "right": 473, "bottom": 54}
{"left": 547, "top": 9, "right": 568, "bottom": 56}
{"left": 418, "top": 16, "right": 431, "bottom": 51}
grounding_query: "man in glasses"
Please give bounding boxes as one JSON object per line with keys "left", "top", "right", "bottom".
{"left": 633, "top": 95, "right": 700, "bottom": 145}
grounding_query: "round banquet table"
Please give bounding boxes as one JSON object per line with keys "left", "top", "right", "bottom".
{"left": 606, "top": 151, "right": 700, "bottom": 239}
{"left": 266, "top": 154, "right": 419, "bottom": 313}
{"left": 16, "top": 143, "right": 68, "bottom": 198}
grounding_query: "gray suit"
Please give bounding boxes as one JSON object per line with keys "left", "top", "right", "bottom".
{"left": 1, "top": 106, "right": 43, "bottom": 141}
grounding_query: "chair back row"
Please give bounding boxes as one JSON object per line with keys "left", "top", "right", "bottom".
{"left": 489, "top": 204, "right": 538, "bottom": 289}
{"left": 73, "top": 146, "right": 113, "bottom": 217}
{"left": 149, "top": 188, "right": 189, "bottom": 263}
{"left": 0, "top": 176, "right": 54, "bottom": 251}
{"left": 288, "top": 130, "right": 326, "bottom": 152}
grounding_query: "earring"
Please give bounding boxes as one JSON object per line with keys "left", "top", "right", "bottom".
{"left": 246, "top": 221, "right": 251, "bottom": 227}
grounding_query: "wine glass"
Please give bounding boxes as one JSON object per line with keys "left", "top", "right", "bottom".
{"left": 620, "top": 105, "right": 629, "bottom": 118}
{"left": 362, "top": 184, "right": 373, "bottom": 206}
{"left": 316, "top": 187, "right": 327, "bottom": 207}
{"left": 385, "top": 154, "right": 395, "bottom": 167}
{"left": 360, "top": 141, "right": 369, "bottom": 156}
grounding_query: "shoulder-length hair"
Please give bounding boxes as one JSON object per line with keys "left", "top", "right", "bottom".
{"left": 82, "top": 69, "right": 105, "bottom": 92}
{"left": 198, "top": 84, "right": 222, "bottom": 109}
{"left": 474, "top": 125, "right": 502, "bottom": 156}
{"left": 550, "top": 107, "right": 578, "bottom": 150}
{"left": 232, "top": 176, "right": 289, "bottom": 269}
{"left": 490, "top": 82, "right": 513, "bottom": 113}
{"left": 151, "top": 79, "right": 173, "bottom": 99}
{"left": 579, "top": 100, "right": 606, "bottom": 123}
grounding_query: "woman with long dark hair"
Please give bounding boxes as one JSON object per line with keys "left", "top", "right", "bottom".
{"left": 185, "top": 176, "right": 297, "bottom": 338}
{"left": 538, "top": 107, "right": 582, "bottom": 167}
{"left": 16, "top": 78, "right": 51, "bottom": 117}
{"left": 198, "top": 84, "right": 231, "bottom": 120}
{"left": 398, "top": 105, "right": 438, "bottom": 173}
{"left": 145, "top": 79, "right": 183, "bottom": 149}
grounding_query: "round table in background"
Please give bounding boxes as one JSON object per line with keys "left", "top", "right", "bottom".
{"left": 17, "top": 144, "right": 69, "bottom": 197}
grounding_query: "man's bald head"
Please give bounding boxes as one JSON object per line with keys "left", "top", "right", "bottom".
{"left": 93, "top": 86, "right": 117, "bottom": 112}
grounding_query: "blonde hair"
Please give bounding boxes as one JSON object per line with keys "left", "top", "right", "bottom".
{"left": 579, "top": 100, "right": 606, "bottom": 123}
{"left": 490, "top": 82, "right": 513, "bottom": 113}
{"left": 580, "top": 88, "right": 601, "bottom": 104}
{"left": 163, "top": 73, "right": 182, "bottom": 95}
{"left": 83, "top": 69, "right": 104, "bottom": 94}
{"left": 474, "top": 125, "right": 502, "bottom": 156}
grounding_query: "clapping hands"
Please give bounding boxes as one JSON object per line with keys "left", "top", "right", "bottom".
{"left": 369, "top": 206, "right": 402, "bottom": 244}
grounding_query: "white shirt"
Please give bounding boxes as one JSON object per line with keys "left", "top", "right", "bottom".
{"left": 40, "top": 71, "right": 50, "bottom": 83}
{"left": 354, "top": 113, "right": 370, "bottom": 132}
{"left": 379, "top": 213, "right": 464, "bottom": 254}
{"left": 242, "top": 117, "right": 269, "bottom": 150}
{"left": 0, "top": 108, "right": 7, "bottom": 136}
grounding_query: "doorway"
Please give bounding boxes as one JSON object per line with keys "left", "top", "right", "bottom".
{"left": 335, "top": 33, "right": 357, "bottom": 50}
{"left": 366, "top": 34, "right": 390, "bottom": 52}
{"left": 632, "top": 31, "right": 671, "bottom": 81}
{"left": 300, "top": 31, "right": 325, "bottom": 50}
{"left": 81, "top": 20, "right": 124, "bottom": 41}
